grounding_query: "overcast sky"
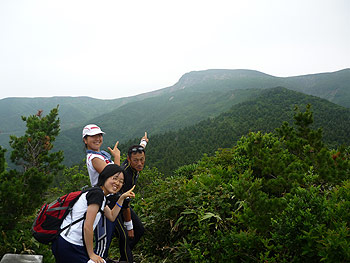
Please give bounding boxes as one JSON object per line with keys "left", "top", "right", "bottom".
{"left": 0, "top": 0, "right": 349, "bottom": 100}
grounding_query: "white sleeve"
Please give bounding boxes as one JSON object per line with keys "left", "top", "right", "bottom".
{"left": 86, "top": 153, "right": 107, "bottom": 186}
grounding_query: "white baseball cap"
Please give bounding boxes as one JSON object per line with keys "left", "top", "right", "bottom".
{"left": 82, "top": 124, "right": 105, "bottom": 138}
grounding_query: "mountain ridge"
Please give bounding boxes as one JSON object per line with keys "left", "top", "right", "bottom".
{"left": 143, "top": 86, "right": 350, "bottom": 174}
{"left": 1, "top": 68, "right": 350, "bottom": 169}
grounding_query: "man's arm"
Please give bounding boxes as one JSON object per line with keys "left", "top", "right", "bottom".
{"left": 140, "top": 132, "right": 149, "bottom": 148}
{"left": 123, "top": 207, "right": 134, "bottom": 239}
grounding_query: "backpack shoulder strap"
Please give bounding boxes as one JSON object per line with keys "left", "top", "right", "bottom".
{"left": 82, "top": 186, "right": 103, "bottom": 194}
{"left": 60, "top": 214, "right": 86, "bottom": 235}
{"left": 86, "top": 150, "right": 112, "bottom": 162}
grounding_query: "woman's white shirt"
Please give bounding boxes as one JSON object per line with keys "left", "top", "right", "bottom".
{"left": 60, "top": 191, "right": 106, "bottom": 246}
{"left": 86, "top": 153, "right": 113, "bottom": 186}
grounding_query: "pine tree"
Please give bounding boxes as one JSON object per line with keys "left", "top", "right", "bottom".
{"left": 0, "top": 106, "right": 64, "bottom": 230}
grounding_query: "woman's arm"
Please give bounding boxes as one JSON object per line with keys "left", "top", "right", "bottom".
{"left": 91, "top": 157, "right": 109, "bottom": 174}
{"left": 84, "top": 204, "right": 105, "bottom": 263}
{"left": 104, "top": 186, "right": 135, "bottom": 222}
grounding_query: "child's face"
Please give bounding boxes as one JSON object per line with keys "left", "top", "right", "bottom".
{"left": 84, "top": 134, "right": 103, "bottom": 151}
{"left": 104, "top": 172, "right": 124, "bottom": 194}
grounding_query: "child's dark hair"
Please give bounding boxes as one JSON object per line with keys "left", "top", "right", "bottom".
{"left": 97, "top": 164, "right": 124, "bottom": 187}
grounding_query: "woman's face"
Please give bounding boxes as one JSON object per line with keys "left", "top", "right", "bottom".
{"left": 84, "top": 134, "right": 103, "bottom": 151}
{"left": 104, "top": 172, "right": 124, "bottom": 195}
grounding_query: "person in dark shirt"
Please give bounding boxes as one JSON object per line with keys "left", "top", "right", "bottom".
{"left": 120, "top": 144, "right": 147, "bottom": 249}
{"left": 104, "top": 136, "right": 148, "bottom": 263}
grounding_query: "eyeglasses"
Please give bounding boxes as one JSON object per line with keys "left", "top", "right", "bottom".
{"left": 111, "top": 175, "right": 124, "bottom": 185}
{"left": 115, "top": 179, "right": 124, "bottom": 185}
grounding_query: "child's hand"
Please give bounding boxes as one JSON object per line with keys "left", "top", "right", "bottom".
{"left": 89, "top": 253, "right": 105, "bottom": 263}
{"left": 122, "top": 185, "right": 136, "bottom": 199}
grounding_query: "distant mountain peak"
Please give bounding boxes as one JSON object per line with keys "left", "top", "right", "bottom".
{"left": 173, "top": 69, "right": 274, "bottom": 89}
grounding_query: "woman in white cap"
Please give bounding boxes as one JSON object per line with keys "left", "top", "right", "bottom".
{"left": 82, "top": 124, "right": 121, "bottom": 187}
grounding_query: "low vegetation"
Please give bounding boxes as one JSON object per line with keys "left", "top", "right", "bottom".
{"left": 1, "top": 104, "right": 350, "bottom": 262}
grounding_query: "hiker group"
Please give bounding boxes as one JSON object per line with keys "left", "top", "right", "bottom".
{"left": 33, "top": 124, "right": 148, "bottom": 263}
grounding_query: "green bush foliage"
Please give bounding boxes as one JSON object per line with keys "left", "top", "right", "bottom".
{"left": 131, "top": 105, "right": 350, "bottom": 262}
{"left": 2, "top": 104, "right": 350, "bottom": 263}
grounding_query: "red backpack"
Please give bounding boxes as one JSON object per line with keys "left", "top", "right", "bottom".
{"left": 32, "top": 187, "right": 101, "bottom": 244}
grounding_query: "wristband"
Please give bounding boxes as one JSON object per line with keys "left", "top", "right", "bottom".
{"left": 140, "top": 139, "right": 147, "bottom": 147}
{"left": 116, "top": 202, "right": 122, "bottom": 208}
{"left": 124, "top": 220, "right": 133, "bottom": 230}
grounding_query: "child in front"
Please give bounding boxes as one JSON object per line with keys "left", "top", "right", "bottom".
{"left": 51, "top": 164, "right": 135, "bottom": 263}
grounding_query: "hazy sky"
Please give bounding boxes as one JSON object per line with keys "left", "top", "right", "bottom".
{"left": 0, "top": 0, "right": 349, "bottom": 100}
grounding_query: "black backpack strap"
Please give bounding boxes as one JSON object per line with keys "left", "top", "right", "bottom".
{"left": 61, "top": 212, "right": 86, "bottom": 236}
{"left": 61, "top": 187, "right": 104, "bottom": 237}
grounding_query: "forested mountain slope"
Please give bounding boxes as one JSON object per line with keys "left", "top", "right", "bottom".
{"left": 141, "top": 87, "right": 350, "bottom": 174}
{"left": 55, "top": 69, "right": 350, "bottom": 167}
{"left": 55, "top": 88, "right": 258, "bottom": 167}
{"left": 279, "top": 68, "right": 350, "bottom": 106}
{"left": 0, "top": 96, "right": 133, "bottom": 149}
{"left": 1, "top": 69, "right": 349, "bottom": 169}
{"left": 172, "top": 68, "right": 350, "bottom": 107}
{"left": 1, "top": 68, "right": 349, "bottom": 141}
